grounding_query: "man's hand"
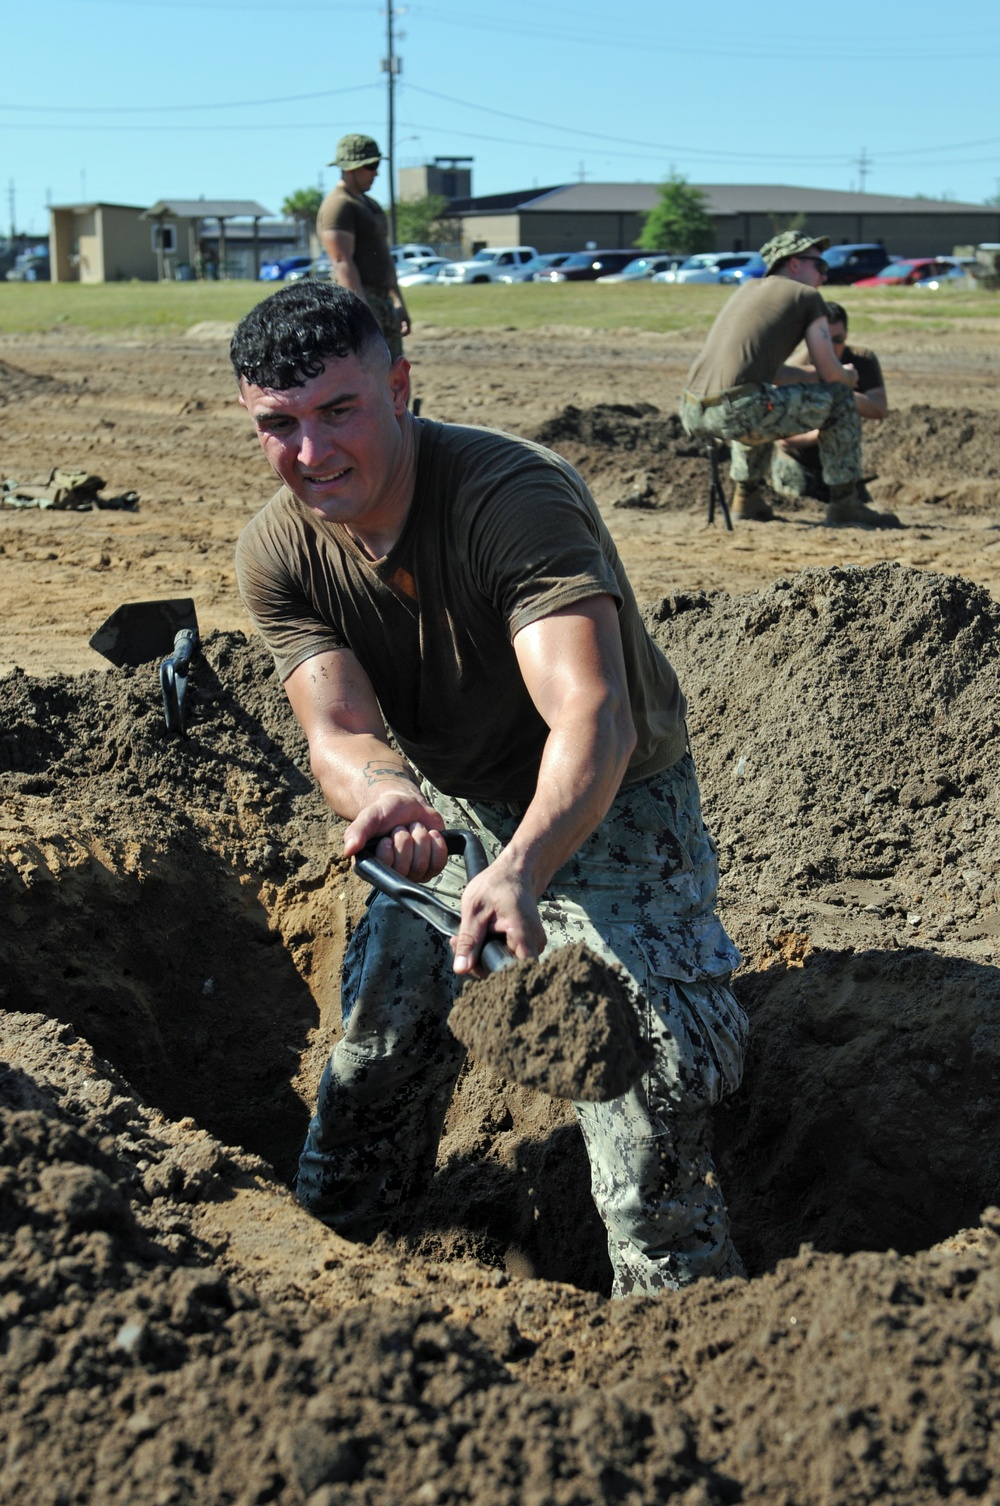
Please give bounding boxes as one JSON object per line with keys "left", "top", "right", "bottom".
{"left": 343, "top": 791, "right": 447, "bottom": 882}
{"left": 451, "top": 847, "right": 546, "bottom": 976}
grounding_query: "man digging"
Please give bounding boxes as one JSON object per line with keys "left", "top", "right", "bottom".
{"left": 680, "top": 231, "right": 899, "bottom": 528}
{"left": 232, "top": 280, "right": 748, "bottom": 1297}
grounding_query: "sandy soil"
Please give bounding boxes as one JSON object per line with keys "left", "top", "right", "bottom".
{"left": 2, "top": 320, "right": 1000, "bottom": 1504}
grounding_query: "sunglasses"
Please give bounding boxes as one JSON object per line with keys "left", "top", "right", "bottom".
{"left": 799, "top": 255, "right": 828, "bottom": 273}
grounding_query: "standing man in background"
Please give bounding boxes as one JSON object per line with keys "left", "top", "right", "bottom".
{"left": 317, "top": 134, "right": 411, "bottom": 361}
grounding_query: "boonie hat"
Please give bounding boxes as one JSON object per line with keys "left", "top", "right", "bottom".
{"left": 330, "top": 134, "right": 384, "bottom": 170}
{"left": 759, "top": 230, "right": 831, "bottom": 274}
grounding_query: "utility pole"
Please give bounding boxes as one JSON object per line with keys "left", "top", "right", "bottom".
{"left": 855, "top": 147, "right": 872, "bottom": 194}
{"left": 381, "top": 6, "right": 405, "bottom": 244}
{"left": 8, "top": 178, "right": 15, "bottom": 238}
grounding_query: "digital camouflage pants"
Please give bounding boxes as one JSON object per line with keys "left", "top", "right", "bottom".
{"left": 296, "top": 754, "right": 749, "bottom": 1297}
{"left": 680, "top": 380, "right": 861, "bottom": 488}
{"left": 363, "top": 286, "right": 404, "bottom": 362}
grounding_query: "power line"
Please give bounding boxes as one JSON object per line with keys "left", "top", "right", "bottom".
{"left": 0, "top": 84, "right": 377, "bottom": 114}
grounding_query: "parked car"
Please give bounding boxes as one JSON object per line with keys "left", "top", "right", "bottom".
{"left": 497, "top": 252, "right": 574, "bottom": 283}
{"left": 259, "top": 254, "right": 314, "bottom": 282}
{"left": 397, "top": 257, "right": 453, "bottom": 286}
{"left": 655, "top": 252, "right": 766, "bottom": 285}
{"left": 287, "top": 255, "right": 330, "bottom": 282}
{"left": 5, "top": 246, "right": 50, "bottom": 282}
{"left": 854, "top": 257, "right": 956, "bottom": 288}
{"left": 913, "top": 262, "right": 973, "bottom": 289}
{"left": 436, "top": 247, "right": 538, "bottom": 284}
{"left": 821, "top": 243, "right": 891, "bottom": 284}
{"left": 596, "top": 253, "right": 685, "bottom": 283}
{"left": 391, "top": 243, "right": 437, "bottom": 266}
{"left": 536, "top": 250, "right": 640, "bottom": 282}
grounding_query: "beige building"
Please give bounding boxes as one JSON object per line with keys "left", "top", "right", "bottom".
{"left": 49, "top": 203, "right": 158, "bottom": 283}
{"left": 49, "top": 198, "right": 284, "bottom": 282}
{"left": 442, "top": 183, "right": 1000, "bottom": 259}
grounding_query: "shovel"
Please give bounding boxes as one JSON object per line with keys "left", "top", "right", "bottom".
{"left": 354, "top": 829, "right": 651, "bottom": 1101}
{"left": 354, "top": 828, "right": 513, "bottom": 973}
{"left": 89, "top": 597, "right": 200, "bottom": 736}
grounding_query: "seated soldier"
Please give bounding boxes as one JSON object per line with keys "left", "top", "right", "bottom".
{"left": 771, "top": 301, "right": 888, "bottom": 507}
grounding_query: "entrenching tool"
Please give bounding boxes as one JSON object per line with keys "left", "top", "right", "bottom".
{"left": 354, "top": 829, "right": 650, "bottom": 1102}
{"left": 89, "top": 598, "right": 201, "bottom": 736}
{"left": 355, "top": 828, "right": 513, "bottom": 974}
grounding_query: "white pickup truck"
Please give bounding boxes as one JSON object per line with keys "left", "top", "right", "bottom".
{"left": 436, "top": 246, "right": 538, "bottom": 284}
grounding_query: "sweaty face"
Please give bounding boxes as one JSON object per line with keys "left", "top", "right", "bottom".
{"left": 240, "top": 352, "right": 411, "bottom": 541}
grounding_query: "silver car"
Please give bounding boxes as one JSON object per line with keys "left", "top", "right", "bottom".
{"left": 596, "top": 254, "right": 685, "bottom": 283}
{"left": 654, "top": 252, "right": 766, "bottom": 285}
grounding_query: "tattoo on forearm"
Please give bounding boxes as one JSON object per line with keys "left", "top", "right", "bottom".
{"left": 361, "top": 760, "right": 419, "bottom": 791}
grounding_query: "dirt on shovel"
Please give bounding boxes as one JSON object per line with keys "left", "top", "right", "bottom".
{"left": 448, "top": 941, "right": 653, "bottom": 1101}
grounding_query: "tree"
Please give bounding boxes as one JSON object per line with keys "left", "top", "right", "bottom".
{"left": 282, "top": 188, "right": 324, "bottom": 248}
{"left": 637, "top": 171, "right": 714, "bottom": 254}
{"left": 393, "top": 193, "right": 459, "bottom": 248}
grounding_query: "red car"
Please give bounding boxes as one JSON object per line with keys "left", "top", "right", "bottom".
{"left": 854, "top": 258, "right": 955, "bottom": 288}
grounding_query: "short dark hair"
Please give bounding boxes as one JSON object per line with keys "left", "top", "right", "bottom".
{"left": 824, "top": 300, "right": 847, "bottom": 329}
{"left": 230, "top": 281, "right": 389, "bottom": 390}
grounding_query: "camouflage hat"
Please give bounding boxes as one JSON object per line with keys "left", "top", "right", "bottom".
{"left": 330, "top": 134, "right": 384, "bottom": 170}
{"left": 759, "top": 231, "right": 831, "bottom": 274}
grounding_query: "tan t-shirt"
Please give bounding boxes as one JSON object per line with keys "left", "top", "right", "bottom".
{"left": 685, "top": 278, "right": 829, "bottom": 395}
{"left": 236, "top": 421, "right": 687, "bottom": 806}
{"left": 316, "top": 184, "right": 396, "bottom": 291}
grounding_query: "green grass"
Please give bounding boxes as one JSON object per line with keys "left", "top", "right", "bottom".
{"left": 3, "top": 277, "right": 999, "bottom": 339}
{"left": 0, "top": 281, "right": 268, "bottom": 334}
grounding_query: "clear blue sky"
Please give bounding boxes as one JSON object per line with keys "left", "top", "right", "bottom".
{"left": 5, "top": 0, "right": 1000, "bottom": 236}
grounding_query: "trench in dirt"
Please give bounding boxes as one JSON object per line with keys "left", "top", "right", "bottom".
{"left": 3, "top": 562, "right": 998, "bottom": 1290}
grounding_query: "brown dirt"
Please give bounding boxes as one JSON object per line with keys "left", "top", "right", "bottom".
{"left": 2, "top": 321, "right": 1000, "bottom": 1504}
{"left": 449, "top": 943, "right": 652, "bottom": 1103}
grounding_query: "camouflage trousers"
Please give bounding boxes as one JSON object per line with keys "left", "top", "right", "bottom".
{"left": 296, "top": 754, "right": 749, "bottom": 1297}
{"left": 770, "top": 442, "right": 875, "bottom": 506}
{"left": 680, "top": 381, "right": 861, "bottom": 487}
{"left": 363, "top": 286, "right": 404, "bottom": 361}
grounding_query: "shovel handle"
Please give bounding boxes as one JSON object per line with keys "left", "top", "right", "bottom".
{"left": 354, "top": 827, "right": 514, "bottom": 973}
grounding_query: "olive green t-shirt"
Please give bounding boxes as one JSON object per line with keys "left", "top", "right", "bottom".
{"left": 685, "top": 278, "right": 829, "bottom": 395}
{"left": 236, "top": 421, "right": 687, "bottom": 806}
{"left": 316, "top": 184, "right": 396, "bottom": 291}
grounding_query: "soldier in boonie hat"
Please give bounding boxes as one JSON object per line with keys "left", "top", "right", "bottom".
{"left": 678, "top": 225, "right": 901, "bottom": 528}
{"left": 759, "top": 230, "right": 831, "bottom": 274}
{"left": 317, "top": 133, "right": 410, "bottom": 360}
{"left": 329, "top": 134, "right": 384, "bottom": 170}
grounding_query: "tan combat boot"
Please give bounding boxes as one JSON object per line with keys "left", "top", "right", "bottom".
{"left": 733, "top": 483, "right": 775, "bottom": 522}
{"left": 823, "top": 483, "right": 901, "bottom": 529}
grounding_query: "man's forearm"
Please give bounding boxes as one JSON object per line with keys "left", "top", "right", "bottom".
{"left": 502, "top": 698, "right": 636, "bottom": 896}
{"left": 309, "top": 729, "right": 420, "bottom": 822}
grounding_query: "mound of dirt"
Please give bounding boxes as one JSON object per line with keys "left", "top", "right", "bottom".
{"left": 531, "top": 402, "right": 711, "bottom": 511}
{"left": 3, "top": 560, "right": 1000, "bottom": 1502}
{"left": 649, "top": 561, "right": 1000, "bottom": 937}
{"left": 865, "top": 403, "right": 1000, "bottom": 497}
{"left": 0, "top": 356, "right": 68, "bottom": 408}
{"left": 449, "top": 943, "right": 652, "bottom": 1102}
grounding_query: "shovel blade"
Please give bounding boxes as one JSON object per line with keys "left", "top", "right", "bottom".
{"left": 90, "top": 598, "right": 199, "bottom": 668}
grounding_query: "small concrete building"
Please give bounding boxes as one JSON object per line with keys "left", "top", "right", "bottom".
{"left": 443, "top": 183, "right": 1000, "bottom": 259}
{"left": 49, "top": 203, "right": 158, "bottom": 283}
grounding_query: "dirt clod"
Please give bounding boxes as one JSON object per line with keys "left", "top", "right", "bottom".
{"left": 449, "top": 943, "right": 653, "bottom": 1101}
